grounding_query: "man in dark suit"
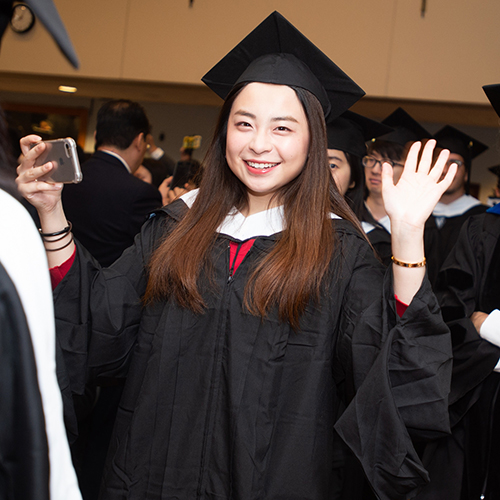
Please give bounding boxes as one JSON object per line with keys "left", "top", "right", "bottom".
{"left": 62, "top": 99, "right": 161, "bottom": 267}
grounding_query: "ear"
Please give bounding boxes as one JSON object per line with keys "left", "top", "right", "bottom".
{"left": 349, "top": 180, "right": 356, "bottom": 190}
{"left": 133, "top": 133, "right": 145, "bottom": 151}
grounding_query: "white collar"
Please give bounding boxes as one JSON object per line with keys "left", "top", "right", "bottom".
{"left": 433, "top": 194, "right": 481, "bottom": 218}
{"left": 361, "top": 215, "right": 391, "bottom": 235}
{"left": 361, "top": 221, "right": 376, "bottom": 234}
{"left": 100, "top": 149, "right": 132, "bottom": 173}
{"left": 180, "top": 188, "right": 341, "bottom": 240}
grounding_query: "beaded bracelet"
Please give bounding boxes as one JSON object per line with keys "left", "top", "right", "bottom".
{"left": 391, "top": 256, "right": 426, "bottom": 268}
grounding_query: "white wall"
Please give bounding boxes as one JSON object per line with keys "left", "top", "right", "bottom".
{"left": 1, "top": 0, "right": 500, "bottom": 104}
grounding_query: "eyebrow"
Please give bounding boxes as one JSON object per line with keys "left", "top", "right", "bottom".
{"left": 233, "top": 110, "right": 299, "bottom": 123}
{"left": 328, "top": 154, "right": 343, "bottom": 161}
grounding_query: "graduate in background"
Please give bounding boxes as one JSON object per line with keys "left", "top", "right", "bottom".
{"left": 326, "top": 110, "right": 392, "bottom": 220}
{"left": 416, "top": 83, "right": 500, "bottom": 500}
{"left": 424, "top": 125, "right": 488, "bottom": 286}
{"left": 486, "top": 164, "right": 500, "bottom": 206}
{"left": 362, "top": 107, "right": 431, "bottom": 266}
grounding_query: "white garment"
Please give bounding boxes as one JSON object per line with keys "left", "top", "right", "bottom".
{"left": 181, "top": 188, "right": 340, "bottom": 239}
{"left": 479, "top": 309, "right": 500, "bottom": 372}
{"left": 433, "top": 194, "right": 482, "bottom": 229}
{"left": 0, "top": 190, "right": 82, "bottom": 500}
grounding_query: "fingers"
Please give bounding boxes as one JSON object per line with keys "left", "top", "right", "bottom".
{"left": 17, "top": 162, "right": 52, "bottom": 183}
{"left": 417, "top": 139, "right": 437, "bottom": 175}
{"left": 402, "top": 141, "right": 423, "bottom": 174}
{"left": 381, "top": 162, "right": 394, "bottom": 191}
{"left": 428, "top": 147, "right": 451, "bottom": 182}
{"left": 19, "top": 134, "right": 42, "bottom": 157}
{"left": 18, "top": 138, "right": 47, "bottom": 175}
{"left": 436, "top": 162, "right": 457, "bottom": 194}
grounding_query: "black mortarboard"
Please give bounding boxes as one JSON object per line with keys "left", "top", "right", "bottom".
{"left": 202, "top": 11, "right": 365, "bottom": 120}
{"left": 0, "top": 0, "right": 79, "bottom": 68}
{"left": 483, "top": 84, "right": 500, "bottom": 118}
{"left": 489, "top": 165, "right": 500, "bottom": 185}
{"left": 376, "top": 107, "right": 431, "bottom": 146}
{"left": 326, "top": 110, "right": 393, "bottom": 158}
{"left": 434, "top": 125, "right": 487, "bottom": 161}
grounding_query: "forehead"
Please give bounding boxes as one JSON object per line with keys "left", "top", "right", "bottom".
{"left": 327, "top": 149, "right": 348, "bottom": 161}
{"left": 230, "top": 82, "right": 305, "bottom": 116}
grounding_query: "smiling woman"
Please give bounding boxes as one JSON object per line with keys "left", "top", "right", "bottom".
{"left": 15, "top": 11, "right": 457, "bottom": 500}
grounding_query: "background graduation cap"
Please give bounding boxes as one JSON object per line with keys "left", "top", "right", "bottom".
{"left": 0, "top": 0, "right": 79, "bottom": 68}
{"left": 326, "top": 110, "right": 393, "bottom": 158}
{"left": 434, "top": 125, "right": 487, "bottom": 195}
{"left": 375, "top": 107, "right": 431, "bottom": 146}
{"left": 483, "top": 84, "right": 500, "bottom": 118}
{"left": 202, "top": 11, "right": 364, "bottom": 120}
{"left": 489, "top": 165, "right": 500, "bottom": 189}
{"left": 434, "top": 125, "right": 487, "bottom": 163}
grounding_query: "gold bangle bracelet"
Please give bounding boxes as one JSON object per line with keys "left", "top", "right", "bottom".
{"left": 391, "top": 256, "right": 426, "bottom": 268}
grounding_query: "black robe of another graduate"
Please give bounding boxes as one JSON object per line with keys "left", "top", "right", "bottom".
{"left": 0, "top": 262, "right": 50, "bottom": 500}
{"left": 53, "top": 199, "right": 452, "bottom": 500}
{"left": 424, "top": 201, "right": 487, "bottom": 287}
{"left": 417, "top": 211, "right": 500, "bottom": 499}
{"left": 361, "top": 204, "right": 392, "bottom": 267}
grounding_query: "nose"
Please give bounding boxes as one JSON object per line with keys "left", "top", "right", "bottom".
{"left": 248, "top": 128, "right": 272, "bottom": 155}
{"left": 371, "top": 160, "right": 383, "bottom": 174}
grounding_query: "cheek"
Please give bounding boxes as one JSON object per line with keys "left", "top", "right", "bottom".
{"left": 331, "top": 168, "right": 351, "bottom": 195}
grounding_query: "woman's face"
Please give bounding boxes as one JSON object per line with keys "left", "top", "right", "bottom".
{"left": 225, "top": 82, "right": 310, "bottom": 215}
{"left": 327, "top": 149, "right": 354, "bottom": 196}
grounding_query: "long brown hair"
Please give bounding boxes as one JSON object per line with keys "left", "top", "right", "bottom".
{"left": 145, "top": 82, "right": 364, "bottom": 328}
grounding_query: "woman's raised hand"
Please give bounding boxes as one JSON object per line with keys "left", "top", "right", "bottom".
{"left": 382, "top": 139, "right": 457, "bottom": 231}
{"left": 16, "top": 134, "right": 64, "bottom": 214}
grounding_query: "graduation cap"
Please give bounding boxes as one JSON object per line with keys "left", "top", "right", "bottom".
{"left": 326, "top": 110, "right": 393, "bottom": 158}
{"left": 202, "top": 11, "right": 365, "bottom": 120}
{"left": 375, "top": 107, "right": 431, "bottom": 146}
{"left": 483, "top": 84, "right": 500, "bottom": 118}
{"left": 0, "top": 0, "right": 79, "bottom": 68}
{"left": 489, "top": 165, "right": 500, "bottom": 188}
{"left": 434, "top": 125, "right": 487, "bottom": 162}
{"left": 434, "top": 125, "right": 488, "bottom": 195}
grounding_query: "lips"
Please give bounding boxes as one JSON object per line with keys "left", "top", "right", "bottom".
{"left": 245, "top": 160, "right": 280, "bottom": 174}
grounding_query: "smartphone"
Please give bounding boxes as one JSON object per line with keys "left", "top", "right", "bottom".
{"left": 169, "top": 161, "right": 194, "bottom": 189}
{"left": 33, "top": 137, "right": 83, "bottom": 184}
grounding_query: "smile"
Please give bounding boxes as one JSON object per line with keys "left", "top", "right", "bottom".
{"left": 245, "top": 161, "right": 280, "bottom": 170}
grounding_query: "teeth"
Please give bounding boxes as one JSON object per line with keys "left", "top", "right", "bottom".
{"left": 247, "top": 161, "right": 278, "bottom": 169}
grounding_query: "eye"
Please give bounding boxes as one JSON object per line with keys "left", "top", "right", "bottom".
{"left": 236, "top": 121, "right": 252, "bottom": 128}
{"left": 275, "top": 126, "right": 292, "bottom": 132}
{"left": 329, "top": 163, "right": 339, "bottom": 170}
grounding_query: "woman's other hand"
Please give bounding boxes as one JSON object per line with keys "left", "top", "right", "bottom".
{"left": 16, "top": 134, "right": 63, "bottom": 215}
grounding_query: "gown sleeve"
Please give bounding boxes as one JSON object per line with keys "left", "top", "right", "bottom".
{"left": 53, "top": 211, "right": 170, "bottom": 399}
{"left": 435, "top": 215, "right": 500, "bottom": 424}
{"left": 334, "top": 232, "right": 452, "bottom": 500}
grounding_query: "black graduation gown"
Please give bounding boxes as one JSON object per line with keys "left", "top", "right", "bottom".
{"left": 424, "top": 205, "right": 487, "bottom": 287}
{"left": 417, "top": 212, "right": 500, "bottom": 499}
{"left": 53, "top": 200, "right": 452, "bottom": 500}
{"left": 0, "top": 261, "right": 50, "bottom": 500}
{"left": 361, "top": 204, "right": 392, "bottom": 267}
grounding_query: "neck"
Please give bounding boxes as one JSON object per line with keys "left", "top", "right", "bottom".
{"left": 365, "top": 193, "right": 387, "bottom": 221}
{"left": 98, "top": 146, "right": 137, "bottom": 173}
{"left": 243, "top": 192, "right": 276, "bottom": 217}
{"left": 439, "top": 188, "right": 466, "bottom": 205}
